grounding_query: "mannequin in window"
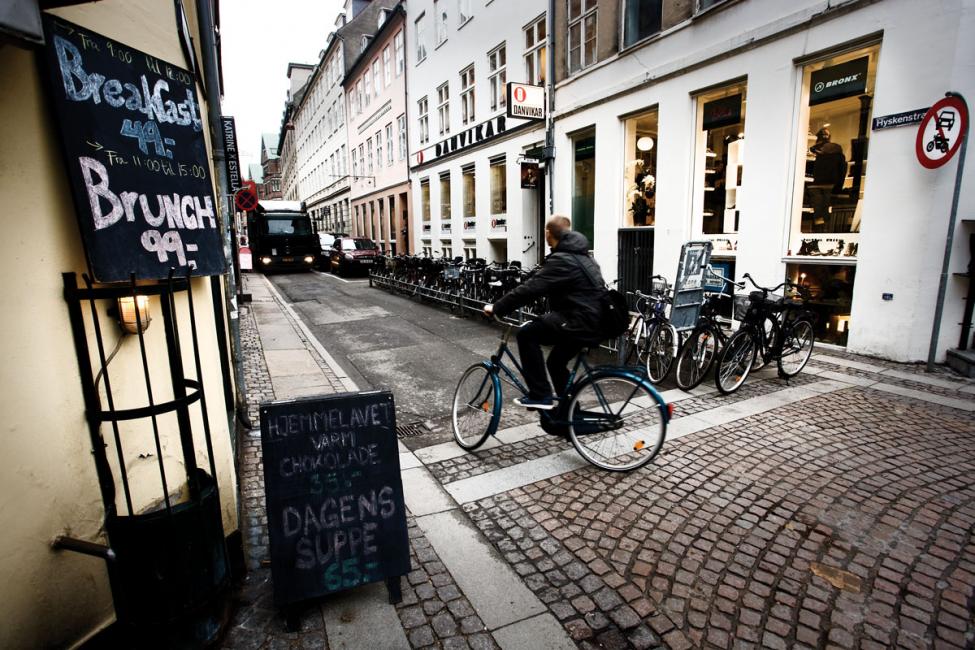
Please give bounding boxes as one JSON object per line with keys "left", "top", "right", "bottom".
{"left": 808, "top": 128, "right": 847, "bottom": 233}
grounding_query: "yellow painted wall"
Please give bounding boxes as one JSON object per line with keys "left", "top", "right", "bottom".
{"left": 0, "top": 2, "right": 239, "bottom": 647}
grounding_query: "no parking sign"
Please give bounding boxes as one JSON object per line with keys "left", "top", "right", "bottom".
{"left": 916, "top": 95, "right": 968, "bottom": 169}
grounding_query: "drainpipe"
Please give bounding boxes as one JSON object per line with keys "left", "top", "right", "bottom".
{"left": 196, "top": 0, "right": 250, "bottom": 432}
{"left": 545, "top": 0, "right": 556, "bottom": 218}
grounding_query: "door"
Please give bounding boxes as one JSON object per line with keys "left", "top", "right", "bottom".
{"left": 617, "top": 228, "right": 654, "bottom": 309}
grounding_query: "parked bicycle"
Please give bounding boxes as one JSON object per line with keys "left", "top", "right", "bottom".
{"left": 714, "top": 273, "right": 816, "bottom": 394}
{"left": 452, "top": 316, "right": 673, "bottom": 471}
{"left": 673, "top": 266, "right": 739, "bottom": 390}
{"left": 618, "top": 276, "right": 677, "bottom": 384}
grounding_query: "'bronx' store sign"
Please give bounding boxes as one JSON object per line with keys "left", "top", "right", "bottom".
{"left": 414, "top": 115, "right": 507, "bottom": 166}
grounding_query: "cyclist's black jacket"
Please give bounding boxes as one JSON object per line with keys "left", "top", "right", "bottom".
{"left": 493, "top": 230, "right": 607, "bottom": 337}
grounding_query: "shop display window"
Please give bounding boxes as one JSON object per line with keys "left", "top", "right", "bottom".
{"left": 789, "top": 44, "right": 879, "bottom": 260}
{"left": 420, "top": 179, "right": 431, "bottom": 221}
{"left": 786, "top": 263, "right": 856, "bottom": 346}
{"left": 462, "top": 165, "right": 476, "bottom": 218}
{"left": 693, "top": 82, "right": 747, "bottom": 253}
{"left": 490, "top": 157, "right": 507, "bottom": 215}
{"left": 622, "top": 109, "right": 658, "bottom": 227}
{"left": 572, "top": 132, "right": 596, "bottom": 246}
{"left": 440, "top": 172, "right": 451, "bottom": 220}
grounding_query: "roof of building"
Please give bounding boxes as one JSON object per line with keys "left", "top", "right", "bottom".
{"left": 262, "top": 133, "right": 279, "bottom": 159}
{"left": 344, "top": 2, "right": 404, "bottom": 84}
{"left": 248, "top": 163, "right": 264, "bottom": 183}
{"left": 336, "top": 0, "right": 400, "bottom": 79}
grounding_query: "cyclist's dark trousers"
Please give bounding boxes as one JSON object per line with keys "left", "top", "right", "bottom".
{"left": 517, "top": 319, "right": 584, "bottom": 399}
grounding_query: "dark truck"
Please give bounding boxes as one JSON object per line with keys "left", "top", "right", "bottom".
{"left": 246, "top": 200, "right": 318, "bottom": 272}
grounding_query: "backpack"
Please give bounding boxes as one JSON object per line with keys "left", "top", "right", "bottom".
{"left": 568, "top": 255, "right": 630, "bottom": 338}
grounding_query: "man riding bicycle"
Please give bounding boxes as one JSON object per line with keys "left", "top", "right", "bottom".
{"left": 484, "top": 216, "right": 607, "bottom": 410}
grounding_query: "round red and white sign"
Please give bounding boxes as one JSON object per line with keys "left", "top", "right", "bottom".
{"left": 514, "top": 86, "right": 527, "bottom": 103}
{"left": 915, "top": 95, "right": 968, "bottom": 169}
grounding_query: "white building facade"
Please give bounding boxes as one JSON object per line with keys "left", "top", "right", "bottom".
{"left": 290, "top": 35, "right": 352, "bottom": 234}
{"left": 552, "top": 0, "right": 975, "bottom": 362}
{"left": 407, "top": 0, "right": 550, "bottom": 265}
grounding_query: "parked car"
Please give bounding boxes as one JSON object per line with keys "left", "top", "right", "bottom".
{"left": 329, "top": 237, "right": 380, "bottom": 276}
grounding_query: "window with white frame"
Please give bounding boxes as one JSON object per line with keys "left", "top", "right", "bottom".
{"left": 435, "top": 0, "right": 447, "bottom": 46}
{"left": 567, "top": 0, "right": 597, "bottom": 74}
{"left": 490, "top": 157, "right": 506, "bottom": 215}
{"left": 460, "top": 65, "right": 475, "bottom": 125}
{"left": 358, "top": 144, "right": 364, "bottom": 176}
{"left": 418, "top": 97, "right": 430, "bottom": 145}
{"left": 488, "top": 44, "right": 506, "bottom": 112}
{"left": 383, "top": 46, "right": 392, "bottom": 86}
{"left": 375, "top": 130, "right": 383, "bottom": 169}
{"left": 415, "top": 14, "right": 428, "bottom": 61}
{"left": 395, "top": 31, "right": 405, "bottom": 75}
{"left": 385, "top": 123, "right": 394, "bottom": 165}
{"left": 463, "top": 241, "right": 476, "bottom": 260}
{"left": 440, "top": 172, "right": 451, "bottom": 220}
{"left": 352, "top": 147, "right": 359, "bottom": 179}
{"left": 356, "top": 79, "right": 364, "bottom": 112}
{"left": 338, "top": 99, "right": 344, "bottom": 126}
{"left": 398, "top": 114, "right": 407, "bottom": 159}
{"left": 524, "top": 15, "right": 546, "bottom": 86}
{"left": 437, "top": 82, "right": 450, "bottom": 136}
{"left": 367, "top": 137, "right": 374, "bottom": 173}
{"left": 370, "top": 60, "right": 379, "bottom": 95}
{"left": 458, "top": 0, "right": 472, "bottom": 24}
{"left": 623, "top": 0, "right": 662, "bottom": 48}
{"left": 364, "top": 69, "right": 372, "bottom": 106}
{"left": 462, "top": 165, "right": 475, "bottom": 217}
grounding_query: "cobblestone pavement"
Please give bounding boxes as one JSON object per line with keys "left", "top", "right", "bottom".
{"left": 225, "top": 273, "right": 975, "bottom": 649}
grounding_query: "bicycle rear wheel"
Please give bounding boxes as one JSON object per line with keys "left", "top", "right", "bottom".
{"left": 645, "top": 323, "right": 676, "bottom": 383}
{"left": 567, "top": 373, "right": 666, "bottom": 472}
{"left": 452, "top": 363, "right": 501, "bottom": 450}
{"left": 777, "top": 319, "right": 815, "bottom": 377}
{"left": 675, "top": 326, "right": 718, "bottom": 391}
{"left": 715, "top": 329, "right": 756, "bottom": 394}
{"left": 619, "top": 316, "right": 648, "bottom": 367}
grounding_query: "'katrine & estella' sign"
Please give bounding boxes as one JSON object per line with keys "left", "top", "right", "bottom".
{"left": 41, "top": 15, "right": 225, "bottom": 282}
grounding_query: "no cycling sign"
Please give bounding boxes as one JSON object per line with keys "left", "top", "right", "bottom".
{"left": 916, "top": 95, "right": 969, "bottom": 169}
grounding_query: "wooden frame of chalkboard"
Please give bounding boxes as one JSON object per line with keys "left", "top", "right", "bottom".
{"left": 260, "top": 391, "right": 411, "bottom": 611}
{"left": 39, "top": 14, "right": 225, "bottom": 283}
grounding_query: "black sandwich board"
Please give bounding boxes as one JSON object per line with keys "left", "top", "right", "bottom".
{"left": 39, "top": 15, "right": 225, "bottom": 283}
{"left": 260, "top": 391, "right": 410, "bottom": 612}
{"left": 670, "top": 241, "right": 713, "bottom": 332}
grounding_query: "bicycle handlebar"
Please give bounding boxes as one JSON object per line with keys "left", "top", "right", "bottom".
{"left": 741, "top": 273, "right": 804, "bottom": 296}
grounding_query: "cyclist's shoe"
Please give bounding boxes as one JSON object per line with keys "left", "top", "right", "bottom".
{"left": 514, "top": 396, "right": 556, "bottom": 410}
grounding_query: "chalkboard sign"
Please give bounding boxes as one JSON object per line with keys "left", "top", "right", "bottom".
{"left": 260, "top": 391, "right": 411, "bottom": 609}
{"left": 40, "top": 15, "right": 225, "bottom": 283}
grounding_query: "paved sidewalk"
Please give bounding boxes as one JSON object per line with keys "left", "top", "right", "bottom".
{"left": 223, "top": 273, "right": 975, "bottom": 650}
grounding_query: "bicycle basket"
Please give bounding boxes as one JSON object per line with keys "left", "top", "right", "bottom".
{"left": 733, "top": 294, "right": 752, "bottom": 320}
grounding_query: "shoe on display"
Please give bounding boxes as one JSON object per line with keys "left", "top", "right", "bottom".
{"left": 514, "top": 396, "right": 556, "bottom": 410}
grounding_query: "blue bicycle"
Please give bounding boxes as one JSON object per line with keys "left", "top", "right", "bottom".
{"left": 451, "top": 317, "right": 673, "bottom": 471}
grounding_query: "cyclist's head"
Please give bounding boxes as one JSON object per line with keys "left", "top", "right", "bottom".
{"left": 545, "top": 215, "right": 571, "bottom": 247}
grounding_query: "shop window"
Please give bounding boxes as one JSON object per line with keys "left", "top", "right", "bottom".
{"left": 440, "top": 172, "right": 452, "bottom": 220}
{"left": 568, "top": 0, "right": 597, "bottom": 75}
{"left": 623, "top": 0, "right": 662, "bottom": 48}
{"left": 572, "top": 132, "right": 595, "bottom": 246}
{"left": 524, "top": 15, "right": 546, "bottom": 86}
{"left": 789, "top": 44, "right": 879, "bottom": 260}
{"left": 786, "top": 263, "right": 856, "bottom": 346}
{"left": 463, "top": 165, "right": 476, "bottom": 218}
{"left": 420, "top": 179, "right": 431, "bottom": 221}
{"left": 622, "top": 109, "right": 658, "bottom": 227}
{"left": 490, "top": 157, "right": 507, "bottom": 215}
{"left": 694, "top": 82, "right": 747, "bottom": 251}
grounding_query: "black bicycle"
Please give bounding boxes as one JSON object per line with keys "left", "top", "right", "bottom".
{"left": 714, "top": 273, "right": 816, "bottom": 394}
{"left": 618, "top": 276, "right": 677, "bottom": 384}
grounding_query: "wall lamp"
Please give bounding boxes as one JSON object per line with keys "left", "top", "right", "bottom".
{"left": 117, "top": 295, "right": 151, "bottom": 334}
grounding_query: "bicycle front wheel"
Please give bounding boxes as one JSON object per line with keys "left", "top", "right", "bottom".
{"left": 645, "top": 323, "right": 676, "bottom": 383}
{"left": 715, "top": 329, "right": 756, "bottom": 394}
{"left": 452, "top": 363, "right": 501, "bottom": 450}
{"left": 675, "top": 326, "right": 718, "bottom": 391}
{"left": 567, "top": 373, "right": 666, "bottom": 472}
{"left": 778, "top": 319, "right": 815, "bottom": 377}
